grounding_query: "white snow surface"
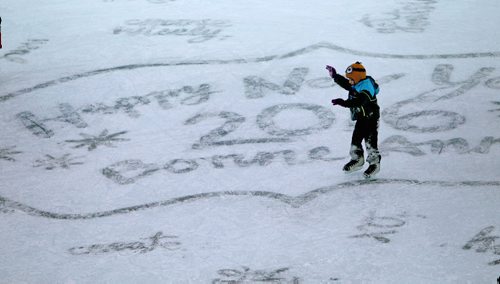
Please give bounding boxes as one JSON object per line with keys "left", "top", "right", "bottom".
{"left": 1, "top": 0, "right": 500, "bottom": 283}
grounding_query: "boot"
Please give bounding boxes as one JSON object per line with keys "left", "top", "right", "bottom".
{"left": 363, "top": 163, "right": 380, "bottom": 178}
{"left": 343, "top": 156, "right": 364, "bottom": 172}
{"left": 363, "top": 155, "right": 381, "bottom": 179}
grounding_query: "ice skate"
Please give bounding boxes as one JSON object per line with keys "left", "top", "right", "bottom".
{"left": 343, "top": 157, "right": 364, "bottom": 172}
{"left": 363, "top": 163, "right": 380, "bottom": 179}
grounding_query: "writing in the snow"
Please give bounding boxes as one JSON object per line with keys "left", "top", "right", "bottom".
{"left": 68, "top": 231, "right": 181, "bottom": 255}
{"left": 102, "top": 145, "right": 342, "bottom": 185}
{"left": 15, "top": 64, "right": 500, "bottom": 141}
{"left": 113, "top": 19, "right": 231, "bottom": 43}
{"left": 212, "top": 266, "right": 300, "bottom": 284}
{"left": 350, "top": 211, "right": 426, "bottom": 243}
{"left": 0, "top": 39, "right": 49, "bottom": 63}
{"left": 361, "top": 0, "right": 437, "bottom": 33}
{"left": 463, "top": 226, "right": 500, "bottom": 266}
{"left": 0, "top": 146, "right": 22, "bottom": 162}
{"left": 16, "top": 84, "right": 215, "bottom": 138}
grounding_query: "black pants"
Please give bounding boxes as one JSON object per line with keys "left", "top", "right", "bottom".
{"left": 350, "top": 118, "right": 381, "bottom": 165}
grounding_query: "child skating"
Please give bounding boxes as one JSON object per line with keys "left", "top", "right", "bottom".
{"left": 326, "top": 62, "right": 381, "bottom": 178}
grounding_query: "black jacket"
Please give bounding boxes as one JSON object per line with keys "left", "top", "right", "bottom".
{"left": 334, "top": 74, "right": 380, "bottom": 120}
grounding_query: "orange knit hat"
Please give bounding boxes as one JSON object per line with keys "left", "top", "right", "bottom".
{"left": 345, "top": 62, "right": 366, "bottom": 84}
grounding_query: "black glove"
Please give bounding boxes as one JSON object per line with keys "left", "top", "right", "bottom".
{"left": 326, "top": 65, "right": 336, "bottom": 78}
{"left": 331, "top": 98, "right": 346, "bottom": 107}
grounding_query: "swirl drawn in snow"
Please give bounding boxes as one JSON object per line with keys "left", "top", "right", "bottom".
{"left": 2, "top": 42, "right": 500, "bottom": 103}
{"left": 0, "top": 179, "right": 499, "bottom": 220}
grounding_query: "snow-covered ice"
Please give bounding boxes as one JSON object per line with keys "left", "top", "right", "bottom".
{"left": 1, "top": 0, "right": 500, "bottom": 283}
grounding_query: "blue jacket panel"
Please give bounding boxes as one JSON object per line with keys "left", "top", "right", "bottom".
{"left": 353, "top": 77, "right": 379, "bottom": 97}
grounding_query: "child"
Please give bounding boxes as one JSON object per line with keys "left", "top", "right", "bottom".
{"left": 326, "top": 62, "right": 381, "bottom": 178}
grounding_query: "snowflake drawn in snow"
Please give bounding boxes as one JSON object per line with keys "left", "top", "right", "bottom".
{"left": 33, "top": 154, "right": 85, "bottom": 170}
{"left": 0, "top": 146, "right": 22, "bottom": 162}
{"left": 65, "top": 129, "right": 130, "bottom": 151}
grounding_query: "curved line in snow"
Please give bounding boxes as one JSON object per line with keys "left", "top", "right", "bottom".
{"left": 1, "top": 178, "right": 499, "bottom": 220}
{"left": 2, "top": 42, "right": 500, "bottom": 103}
